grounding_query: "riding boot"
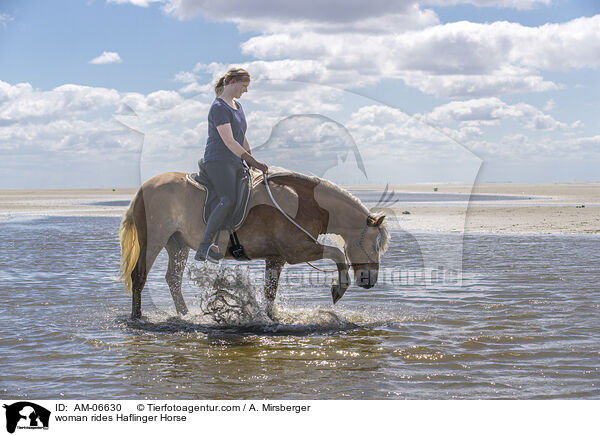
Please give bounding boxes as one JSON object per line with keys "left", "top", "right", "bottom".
{"left": 195, "top": 199, "right": 232, "bottom": 262}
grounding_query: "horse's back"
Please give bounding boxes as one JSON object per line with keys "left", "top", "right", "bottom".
{"left": 141, "top": 171, "right": 189, "bottom": 191}
{"left": 139, "top": 172, "right": 205, "bottom": 230}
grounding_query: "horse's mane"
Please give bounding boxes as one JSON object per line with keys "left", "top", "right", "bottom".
{"left": 266, "top": 167, "right": 367, "bottom": 212}
{"left": 266, "top": 167, "right": 390, "bottom": 255}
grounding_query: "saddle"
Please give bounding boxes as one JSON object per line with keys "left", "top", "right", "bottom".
{"left": 185, "top": 160, "right": 264, "bottom": 260}
{"left": 186, "top": 159, "right": 252, "bottom": 231}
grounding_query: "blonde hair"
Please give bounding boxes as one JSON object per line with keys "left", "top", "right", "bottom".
{"left": 215, "top": 68, "right": 251, "bottom": 97}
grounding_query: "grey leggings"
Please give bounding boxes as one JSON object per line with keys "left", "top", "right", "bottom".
{"left": 203, "top": 160, "right": 244, "bottom": 229}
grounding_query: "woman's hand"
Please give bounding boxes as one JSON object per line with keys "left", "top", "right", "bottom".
{"left": 251, "top": 159, "right": 268, "bottom": 173}
{"left": 242, "top": 153, "right": 268, "bottom": 173}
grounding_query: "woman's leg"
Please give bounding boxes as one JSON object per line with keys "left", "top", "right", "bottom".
{"left": 195, "top": 161, "right": 241, "bottom": 261}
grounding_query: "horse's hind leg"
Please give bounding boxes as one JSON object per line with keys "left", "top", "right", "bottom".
{"left": 165, "top": 234, "right": 189, "bottom": 316}
{"left": 131, "top": 258, "right": 146, "bottom": 319}
{"left": 131, "top": 243, "right": 164, "bottom": 319}
{"left": 265, "top": 256, "right": 285, "bottom": 318}
{"left": 131, "top": 243, "right": 149, "bottom": 319}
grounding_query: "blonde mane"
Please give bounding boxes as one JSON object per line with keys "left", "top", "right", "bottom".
{"left": 266, "top": 167, "right": 390, "bottom": 256}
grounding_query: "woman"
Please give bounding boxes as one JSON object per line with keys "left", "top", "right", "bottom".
{"left": 195, "top": 68, "right": 268, "bottom": 262}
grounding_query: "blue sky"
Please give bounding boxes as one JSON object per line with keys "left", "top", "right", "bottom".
{"left": 1, "top": 0, "right": 599, "bottom": 188}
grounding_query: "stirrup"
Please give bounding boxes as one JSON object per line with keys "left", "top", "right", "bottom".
{"left": 195, "top": 243, "right": 224, "bottom": 263}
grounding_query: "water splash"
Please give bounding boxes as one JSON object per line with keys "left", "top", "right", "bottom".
{"left": 187, "top": 263, "right": 272, "bottom": 326}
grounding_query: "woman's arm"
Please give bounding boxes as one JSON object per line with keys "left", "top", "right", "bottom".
{"left": 216, "top": 123, "right": 268, "bottom": 172}
{"left": 216, "top": 123, "right": 247, "bottom": 158}
{"left": 243, "top": 136, "right": 251, "bottom": 154}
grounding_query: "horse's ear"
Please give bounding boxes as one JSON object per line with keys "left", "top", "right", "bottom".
{"left": 367, "top": 214, "right": 386, "bottom": 227}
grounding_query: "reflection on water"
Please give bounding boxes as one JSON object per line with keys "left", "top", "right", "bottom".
{"left": 0, "top": 216, "right": 599, "bottom": 399}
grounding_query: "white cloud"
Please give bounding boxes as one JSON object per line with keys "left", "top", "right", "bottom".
{"left": 115, "top": 0, "right": 552, "bottom": 24}
{"left": 107, "top": 0, "right": 163, "bottom": 6}
{"left": 397, "top": 69, "right": 558, "bottom": 98}
{"left": 466, "top": 133, "right": 600, "bottom": 161}
{"left": 173, "top": 71, "right": 197, "bottom": 83}
{"left": 423, "top": 0, "right": 551, "bottom": 9}
{"left": 89, "top": 51, "right": 122, "bottom": 65}
{"left": 0, "top": 81, "right": 120, "bottom": 123}
{"left": 162, "top": 0, "right": 428, "bottom": 25}
{"left": 344, "top": 104, "right": 476, "bottom": 163}
{"left": 0, "top": 81, "right": 33, "bottom": 103}
{"left": 191, "top": 61, "right": 348, "bottom": 113}
{"left": 108, "top": 0, "right": 600, "bottom": 98}
{"left": 232, "top": 6, "right": 439, "bottom": 34}
{"left": 0, "top": 12, "right": 13, "bottom": 29}
{"left": 543, "top": 98, "right": 556, "bottom": 111}
{"left": 145, "top": 90, "right": 184, "bottom": 110}
{"left": 0, "top": 80, "right": 196, "bottom": 155}
{"left": 424, "top": 97, "right": 571, "bottom": 131}
{"left": 237, "top": 16, "right": 600, "bottom": 97}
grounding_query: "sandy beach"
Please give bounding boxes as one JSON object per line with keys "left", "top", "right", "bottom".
{"left": 384, "top": 183, "right": 600, "bottom": 235}
{"left": 1, "top": 183, "right": 598, "bottom": 234}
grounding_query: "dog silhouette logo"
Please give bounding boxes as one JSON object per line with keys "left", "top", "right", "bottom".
{"left": 3, "top": 402, "right": 50, "bottom": 434}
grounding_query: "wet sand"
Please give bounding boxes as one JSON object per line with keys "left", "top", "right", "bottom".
{"left": 1, "top": 184, "right": 599, "bottom": 234}
{"left": 0, "top": 188, "right": 136, "bottom": 217}
{"left": 380, "top": 183, "right": 600, "bottom": 235}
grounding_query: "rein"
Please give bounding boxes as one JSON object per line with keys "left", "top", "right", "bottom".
{"left": 262, "top": 171, "right": 341, "bottom": 273}
{"left": 262, "top": 171, "right": 319, "bottom": 244}
{"left": 261, "top": 171, "right": 377, "bottom": 273}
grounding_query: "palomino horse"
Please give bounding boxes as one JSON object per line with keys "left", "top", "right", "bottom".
{"left": 119, "top": 170, "right": 389, "bottom": 319}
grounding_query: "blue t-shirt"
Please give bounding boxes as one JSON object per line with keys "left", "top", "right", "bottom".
{"left": 204, "top": 98, "right": 246, "bottom": 165}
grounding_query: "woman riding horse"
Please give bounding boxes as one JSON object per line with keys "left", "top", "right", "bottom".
{"left": 196, "top": 68, "right": 268, "bottom": 262}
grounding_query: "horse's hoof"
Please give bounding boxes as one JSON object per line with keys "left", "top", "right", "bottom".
{"left": 331, "top": 283, "right": 347, "bottom": 304}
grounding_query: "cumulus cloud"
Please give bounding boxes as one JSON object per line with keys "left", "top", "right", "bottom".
{"left": 466, "top": 133, "right": 600, "bottom": 161}
{"left": 0, "top": 81, "right": 120, "bottom": 123}
{"left": 238, "top": 16, "right": 600, "bottom": 97}
{"left": 543, "top": 98, "right": 556, "bottom": 111}
{"left": 162, "top": 0, "right": 428, "bottom": 25}
{"left": 0, "top": 80, "right": 204, "bottom": 157}
{"left": 423, "top": 97, "right": 572, "bottom": 131}
{"left": 190, "top": 62, "right": 347, "bottom": 114}
{"left": 114, "top": 0, "right": 552, "bottom": 23}
{"left": 424, "top": 0, "right": 551, "bottom": 9}
{"left": 106, "top": 0, "right": 163, "bottom": 6}
{"left": 173, "top": 71, "right": 197, "bottom": 83}
{"left": 108, "top": 0, "right": 600, "bottom": 98}
{"left": 89, "top": 51, "right": 122, "bottom": 65}
{"left": 0, "top": 12, "right": 13, "bottom": 29}
{"left": 2, "top": 76, "right": 596, "bottom": 186}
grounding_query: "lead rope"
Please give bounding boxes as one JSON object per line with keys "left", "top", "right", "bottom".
{"left": 262, "top": 171, "right": 341, "bottom": 273}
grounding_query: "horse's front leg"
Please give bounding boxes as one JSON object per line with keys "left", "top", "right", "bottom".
{"left": 264, "top": 256, "right": 285, "bottom": 319}
{"left": 287, "top": 243, "right": 350, "bottom": 304}
{"left": 322, "top": 245, "right": 351, "bottom": 304}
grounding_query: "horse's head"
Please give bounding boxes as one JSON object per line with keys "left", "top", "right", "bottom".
{"left": 345, "top": 214, "right": 389, "bottom": 289}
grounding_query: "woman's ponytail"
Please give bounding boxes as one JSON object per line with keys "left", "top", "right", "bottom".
{"left": 214, "top": 76, "right": 226, "bottom": 97}
{"left": 214, "top": 68, "right": 251, "bottom": 97}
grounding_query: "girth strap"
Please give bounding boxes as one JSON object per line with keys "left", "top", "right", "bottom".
{"left": 228, "top": 231, "right": 250, "bottom": 261}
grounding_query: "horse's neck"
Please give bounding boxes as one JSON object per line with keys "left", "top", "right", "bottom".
{"left": 266, "top": 172, "right": 366, "bottom": 236}
{"left": 314, "top": 181, "right": 367, "bottom": 235}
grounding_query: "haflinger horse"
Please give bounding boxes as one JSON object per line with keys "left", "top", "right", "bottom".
{"left": 118, "top": 169, "right": 389, "bottom": 320}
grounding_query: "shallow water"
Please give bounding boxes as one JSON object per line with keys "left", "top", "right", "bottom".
{"left": 0, "top": 216, "right": 598, "bottom": 399}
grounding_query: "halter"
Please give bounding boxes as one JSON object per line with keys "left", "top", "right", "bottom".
{"left": 262, "top": 171, "right": 377, "bottom": 272}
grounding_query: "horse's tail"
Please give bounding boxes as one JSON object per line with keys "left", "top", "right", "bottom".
{"left": 118, "top": 190, "right": 141, "bottom": 294}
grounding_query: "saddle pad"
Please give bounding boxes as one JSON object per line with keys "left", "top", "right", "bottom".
{"left": 185, "top": 166, "right": 259, "bottom": 231}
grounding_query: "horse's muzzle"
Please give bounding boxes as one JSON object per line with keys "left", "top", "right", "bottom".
{"left": 355, "top": 268, "right": 378, "bottom": 289}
